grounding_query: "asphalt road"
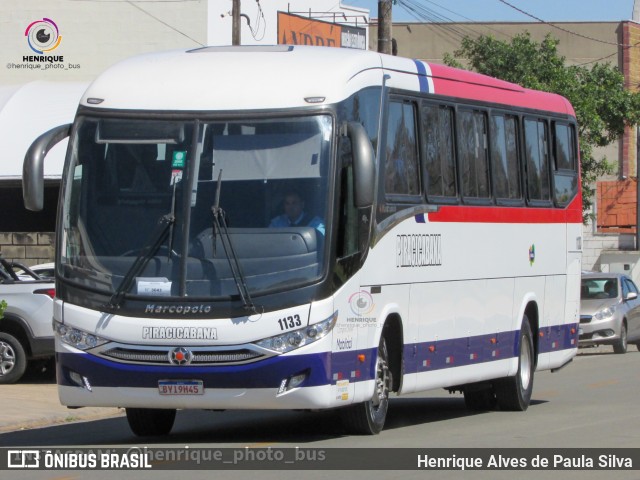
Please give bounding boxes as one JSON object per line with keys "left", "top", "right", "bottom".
{"left": 2, "top": 345, "right": 639, "bottom": 480}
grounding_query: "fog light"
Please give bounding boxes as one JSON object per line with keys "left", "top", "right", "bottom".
{"left": 288, "top": 372, "right": 307, "bottom": 389}
{"left": 276, "top": 371, "right": 309, "bottom": 395}
{"left": 598, "top": 329, "right": 615, "bottom": 337}
{"left": 68, "top": 370, "right": 92, "bottom": 392}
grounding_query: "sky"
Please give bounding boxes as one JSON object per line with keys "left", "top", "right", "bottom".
{"left": 344, "top": 0, "right": 636, "bottom": 23}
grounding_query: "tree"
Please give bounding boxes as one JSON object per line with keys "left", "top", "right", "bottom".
{"left": 443, "top": 32, "right": 640, "bottom": 219}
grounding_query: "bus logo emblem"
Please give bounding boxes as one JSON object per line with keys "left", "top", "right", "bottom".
{"left": 168, "top": 347, "right": 193, "bottom": 366}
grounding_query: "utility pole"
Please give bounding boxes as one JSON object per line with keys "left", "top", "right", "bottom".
{"left": 232, "top": 0, "right": 241, "bottom": 46}
{"left": 377, "top": 0, "right": 392, "bottom": 54}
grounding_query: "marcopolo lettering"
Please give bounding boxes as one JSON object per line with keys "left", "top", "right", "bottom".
{"left": 142, "top": 326, "right": 217, "bottom": 340}
{"left": 396, "top": 234, "right": 443, "bottom": 268}
{"left": 145, "top": 304, "right": 212, "bottom": 315}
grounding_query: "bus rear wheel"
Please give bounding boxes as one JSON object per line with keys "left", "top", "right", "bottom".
{"left": 340, "top": 337, "right": 392, "bottom": 435}
{"left": 495, "top": 319, "right": 535, "bottom": 411}
{"left": 126, "top": 408, "right": 176, "bottom": 436}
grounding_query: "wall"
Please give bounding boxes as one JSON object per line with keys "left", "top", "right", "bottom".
{"left": 0, "top": 232, "right": 54, "bottom": 267}
{"left": 369, "top": 21, "right": 623, "bottom": 66}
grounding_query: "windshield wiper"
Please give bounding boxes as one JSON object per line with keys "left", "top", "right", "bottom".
{"left": 105, "top": 212, "right": 174, "bottom": 309}
{"left": 211, "top": 170, "right": 260, "bottom": 314}
{"left": 106, "top": 171, "right": 182, "bottom": 309}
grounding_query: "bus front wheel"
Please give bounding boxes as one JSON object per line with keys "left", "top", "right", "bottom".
{"left": 125, "top": 408, "right": 176, "bottom": 436}
{"left": 340, "top": 336, "right": 392, "bottom": 435}
{"left": 495, "top": 318, "right": 535, "bottom": 411}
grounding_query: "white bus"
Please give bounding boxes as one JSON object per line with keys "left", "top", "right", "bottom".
{"left": 23, "top": 45, "right": 582, "bottom": 436}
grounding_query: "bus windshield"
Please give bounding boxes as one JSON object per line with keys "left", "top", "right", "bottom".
{"left": 60, "top": 114, "right": 332, "bottom": 300}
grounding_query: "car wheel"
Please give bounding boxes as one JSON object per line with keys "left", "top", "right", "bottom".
{"left": 125, "top": 408, "right": 176, "bottom": 436}
{"left": 495, "top": 319, "right": 535, "bottom": 411}
{"left": 613, "top": 322, "right": 628, "bottom": 354}
{"left": 0, "top": 332, "right": 27, "bottom": 384}
{"left": 340, "top": 336, "right": 392, "bottom": 435}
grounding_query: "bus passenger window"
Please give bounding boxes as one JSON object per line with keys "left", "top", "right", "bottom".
{"left": 491, "top": 114, "right": 521, "bottom": 201}
{"left": 554, "top": 123, "right": 576, "bottom": 171}
{"left": 552, "top": 122, "right": 578, "bottom": 206}
{"left": 524, "top": 118, "right": 551, "bottom": 202}
{"left": 459, "top": 110, "right": 490, "bottom": 200}
{"left": 422, "top": 103, "right": 456, "bottom": 200}
{"left": 384, "top": 101, "right": 420, "bottom": 197}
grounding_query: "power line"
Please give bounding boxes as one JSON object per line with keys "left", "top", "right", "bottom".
{"left": 125, "top": 0, "right": 205, "bottom": 46}
{"left": 395, "top": 0, "right": 513, "bottom": 44}
{"left": 497, "top": 0, "right": 637, "bottom": 48}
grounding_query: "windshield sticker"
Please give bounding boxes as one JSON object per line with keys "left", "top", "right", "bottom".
{"left": 136, "top": 277, "right": 172, "bottom": 296}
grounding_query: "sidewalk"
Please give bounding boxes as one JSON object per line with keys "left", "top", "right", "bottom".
{"left": 0, "top": 372, "right": 123, "bottom": 434}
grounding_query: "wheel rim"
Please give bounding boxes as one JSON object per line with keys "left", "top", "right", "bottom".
{"left": 371, "top": 351, "right": 391, "bottom": 409}
{"left": 0, "top": 341, "right": 16, "bottom": 376}
{"left": 519, "top": 335, "right": 532, "bottom": 390}
{"left": 621, "top": 325, "right": 628, "bottom": 349}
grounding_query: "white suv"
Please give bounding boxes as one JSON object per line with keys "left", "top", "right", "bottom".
{"left": 0, "top": 258, "right": 55, "bottom": 383}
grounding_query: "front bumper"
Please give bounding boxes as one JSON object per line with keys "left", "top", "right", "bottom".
{"left": 56, "top": 342, "right": 376, "bottom": 410}
{"left": 578, "top": 314, "right": 621, "bottom": 346}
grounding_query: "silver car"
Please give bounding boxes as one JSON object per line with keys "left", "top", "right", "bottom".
{"left": 580, "top": 272, "right": 640, "bottom": 353}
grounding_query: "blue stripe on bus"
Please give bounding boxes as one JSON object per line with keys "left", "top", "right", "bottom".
{"left": 414, "top": 60, "right": 430, "bottom": 93}
{"left": 57, "top": 324, "right": 577, "bottom": 389}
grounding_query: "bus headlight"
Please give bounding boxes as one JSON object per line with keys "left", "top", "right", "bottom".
{"left": 54, "top": 321, "right": 108, "bottom": 350}
{"left": 254, "top": 312, "right": 337, "bottom": 354}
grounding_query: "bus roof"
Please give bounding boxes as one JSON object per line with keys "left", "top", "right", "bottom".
{"left": 80, "top": 45, "right": 574, "bottom": 117}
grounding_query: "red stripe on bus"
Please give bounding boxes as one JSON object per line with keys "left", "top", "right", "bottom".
{"left": 428, "top": 197, "right": 582, "bottom": 224}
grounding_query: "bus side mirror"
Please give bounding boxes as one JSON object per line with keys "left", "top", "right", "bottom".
{"left": 23, "top": 124, "right": 71, "bottom": 211}
{"left": 346, "top": 122, "right": 375, "bottom": 208}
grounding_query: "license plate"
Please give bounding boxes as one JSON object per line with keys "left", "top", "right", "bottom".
{"left": 158, "top": 380, "right": 204, "bottom": 395}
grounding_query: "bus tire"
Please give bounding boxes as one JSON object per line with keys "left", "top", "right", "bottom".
{"left": 495, "top": 318, "right": 534, "bottom": 411}
{"left": 340, "top": 336, "right": 392, "bottom": 435}
{"left": 0, "top": 332, "right": 27, "bottom": 384}
{"left": 125, "top": 408, "right": 176, "bottom": 436}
